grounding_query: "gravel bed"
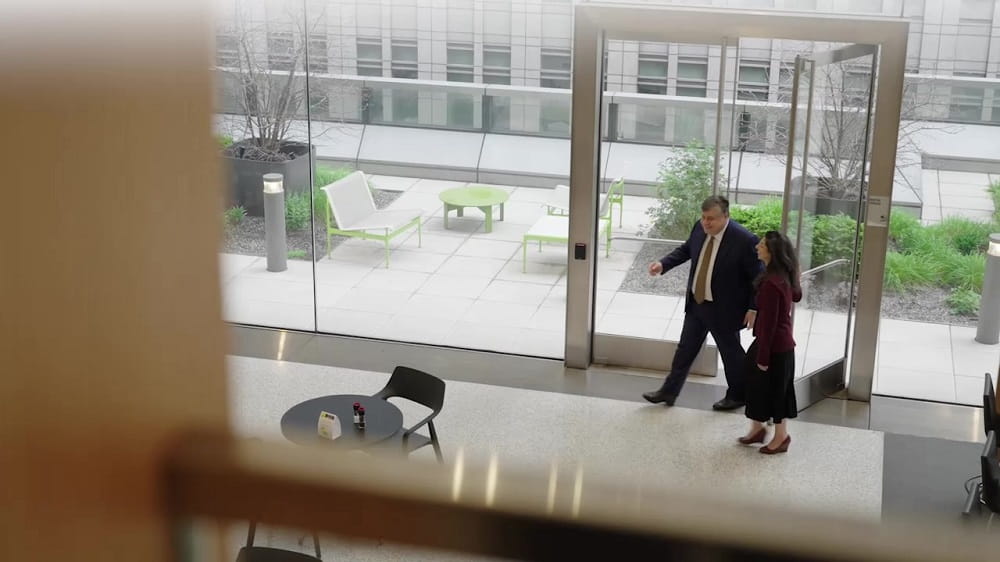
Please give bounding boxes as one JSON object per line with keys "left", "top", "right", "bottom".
{"left": 619, "top": 241, "right": 977, "bottom": 328}
{"left": 222, "top": 189, "right": 402, "bottom": 261}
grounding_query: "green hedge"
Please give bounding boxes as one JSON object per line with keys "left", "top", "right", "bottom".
{"left": 731, "top": 198, "right": 991, "bottom": 315}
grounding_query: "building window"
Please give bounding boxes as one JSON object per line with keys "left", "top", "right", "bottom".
{"left": 737, "top": 61, "right": 769, "bottom": 101}
{"left": 637, "top": 54, "right": 668, "bottom": 95}
{"left": 843, "top": 66, "right": 873, "bottom": 107}
{"left": 391, "top": 40, "right": 418, "bottom": 79}
{"left": 447, "top": 43, "right": 474, "bottom": 83}
{"left": 540, "top": 48, "right": 571, "bottom": 89}
{"left": 483, "top": 45, "right": 511, "bottom": 85}
{"left": 676, "top": 59, "right": 708, "bottom": 97}
{"left": 267, "top": 31, "right": 295, "bottom": 71}
{"left": 216, "top": 30, "right": 239, "bottom": 68}
{"left": 356, "top": 38, "right": 383, "bottom": 77}
{"left": 307, "top": 33, "right": 328, "bottom": 74}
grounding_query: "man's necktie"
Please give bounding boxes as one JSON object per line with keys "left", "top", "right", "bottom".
{"left": 693, "top": 236, "right": 714, "bottom": 304}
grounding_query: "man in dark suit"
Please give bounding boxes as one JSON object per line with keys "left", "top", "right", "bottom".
{"left": 642, "top": 195, "right": 762, "bottom": 411}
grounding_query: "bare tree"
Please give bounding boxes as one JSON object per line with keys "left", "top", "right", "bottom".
{"left": 740, "top": 56, "right": 957, "bottom": 201}
{"left": 218, "top": 0, "right": 338, "bottom": 162}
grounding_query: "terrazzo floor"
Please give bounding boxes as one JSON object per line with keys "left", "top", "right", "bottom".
{"left": 224, "top": 355, "right": 886, "bottom": 559}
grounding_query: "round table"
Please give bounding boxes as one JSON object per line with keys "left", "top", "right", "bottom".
{"left": 280, "top": 394, "right": 404, "bottom": 448}
{"left": 438, "top": 186, "right": 509, "bottom": 233}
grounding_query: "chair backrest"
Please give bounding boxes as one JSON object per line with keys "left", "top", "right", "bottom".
{"left": 981, "top": 431, "right": 999, "bottom": 513}
{"left": 598, "top": 189, "right": 612, "bottom": 220}
{"left": 985, "top": 373, "right": 998, "bottom": 436}
{"left": 320, "top": 170, "right": 376, "bottom": 229}
{"left": 608, "top": 177, "right": 624, "bottom": 197}
{"left": 375, "top": 366, "right": 445, "bottom": 414}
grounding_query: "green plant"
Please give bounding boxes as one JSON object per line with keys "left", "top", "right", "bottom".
{"left": 883, "top": 251, "right": 937, "bottom": 291}
{"left": 287, "top": 249, "right": 308, "bottom": 260}
{"left": 729, "top": 197, "right": 783, "bottom": 238}
{"left": 216, "top": 134, "right": 234, "bottom": 150}
{"left": 946, "top": 287, "right": 980, "bottom": 316}
{"left": 989, "top": 180, "right": 1000, "bottom": 224}
{"left": 931, "top": 216, "right": 992, "bottom": 255}
{"left": 888, "top": 210, "right": 924, "bottom": 253}
{"left": 646, "top": 141, "right": 722, "bottom": 239}
{"left": 812, "top": 213, "right": 861, "bottom": 266}
{"left": 941, "top": 252, "right": 986, "bottom": 291}
{"left": 285, "top": 192, "right": 311, "bottom": 231}
{"left": 224, "top": 205, "right": 246, "bottom": 227}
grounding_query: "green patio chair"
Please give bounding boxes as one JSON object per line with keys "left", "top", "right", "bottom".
{"left": 522, "top": 189, "right": 613, "bottom": 272}
{"left": 320, "top": 171, "right": 422, "bottom": 268}
{"left": 607, "top": 176, "right": 624, "bottom": 227}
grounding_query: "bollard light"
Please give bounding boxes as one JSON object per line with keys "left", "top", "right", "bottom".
{"left": 262, "top": 173, "right": 287, "bottom": 273}
{"left": 976, "top": 233, "right": 1000, "bottom": 344}
{"left": 263, "top": 173, "right": 284, "bottom": 194}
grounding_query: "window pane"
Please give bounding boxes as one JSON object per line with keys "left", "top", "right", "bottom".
{"left": 448, "top": 46, "right": 474, "bottom": 66}
{"left": 484, "top": 48, "right": 511, "bottom": 68}
{"left": 638, "top": 60, "right": 668, "bottom": 78}
{"left": 676, "top": 86, "right": 707, "bottom": 97}
{"left": 738, "top": 66, "right": 768, "bottom": 84}
{"left": 677, "top": 62, "right": 707, "bottom": 80}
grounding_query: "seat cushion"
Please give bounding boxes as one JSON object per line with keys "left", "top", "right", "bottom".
{"left": 525, "top": 215, "right": 569, "bottom": 240}
{"left": 339, "top": 208, "right": 422, "bottom": 231}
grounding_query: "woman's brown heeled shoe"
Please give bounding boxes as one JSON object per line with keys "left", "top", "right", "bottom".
{"left": 737, "top": 427, "right": 767, "bottom": 445}
{"left": 759, "top": 435, "right": 791, "bottom": 454}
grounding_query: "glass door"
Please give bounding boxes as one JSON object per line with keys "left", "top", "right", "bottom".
{"left": 782, "top": 44, "right": 878, "bottom": 399}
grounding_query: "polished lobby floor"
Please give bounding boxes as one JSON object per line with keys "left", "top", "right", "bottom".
{"left": 224, "top": 326, "right": 992, "bottom": 559}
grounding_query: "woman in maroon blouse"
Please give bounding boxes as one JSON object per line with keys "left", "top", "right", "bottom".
{"left": 738, "top": 231, "right": 802, "bottom": 454}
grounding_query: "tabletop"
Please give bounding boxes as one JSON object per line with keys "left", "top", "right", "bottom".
{"left": 280, "top": 394, "right": 404, "bottom": 448}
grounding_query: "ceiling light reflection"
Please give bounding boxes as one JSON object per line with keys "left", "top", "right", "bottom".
{"left": 546, "top": 460, "right": 558, "bottom": 514}
{"left": 451, "top": 448, "right": 465, "bottom": 502}
{"left": 485, "top": 453, "right": 498, "bottom": 507}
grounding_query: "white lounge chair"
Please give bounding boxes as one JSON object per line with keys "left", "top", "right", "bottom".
{"left": 320, "top": 171, "right": 422, "bottom": 268}
{"left": 522, "top": 188, "right": 612, "bottom": 272}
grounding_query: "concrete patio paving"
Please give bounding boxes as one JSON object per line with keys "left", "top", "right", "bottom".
{"left": 221, "top": 173, "right": 1000, "bottom": 407}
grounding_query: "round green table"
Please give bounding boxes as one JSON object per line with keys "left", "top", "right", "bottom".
{"left": 438, "top": 185, "right": 509, "bottom": 233}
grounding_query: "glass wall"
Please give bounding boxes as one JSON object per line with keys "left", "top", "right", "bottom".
{"left": 214, "top": 0, "right": 1000, "bottom": 402}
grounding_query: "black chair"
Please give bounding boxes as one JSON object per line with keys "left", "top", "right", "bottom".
{"left": 372, "top": 366, "right": 445, "bottom": 462}
{"left": 985, "top": 373, "right": 999, "bottom": 436}
{"left": 981, "top": 430, "right": 999, "bottom": 529}
{"left": 235, "top": 522, "right": 321, "bottom": 562}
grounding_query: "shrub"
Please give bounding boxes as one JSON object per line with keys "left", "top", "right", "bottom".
{"left": 730, "top": 197, "right": 783, "bottom": 238}
{"left": 646, "top": 141, "right": 722, "bottom": 239}
{"left": 812, "top": 213, "right": 861, "bottom": 267}
{"left": 883, "top": 251, "right": 937, "bottom": 292}
{"left": 224, "top": 205, "right": 246, "bottom": 227}
{"left": 947, "top": 287, "right": 980, "bottom": 316}
{"left": 285, "top": 192, "right": 311, "bottom": 231}
{"left": 930, "top": 216, "right": 991, "bottom": 255}
{"left": 940, "top": 252, "right": 986, "bottom": 291}
{"left": 288, "top": 249, "right": 308, "bottom": 260}
{"left": 216, "top": 134, "right": 234, "bottom": 150}
{"left": 990, "top": 180, "right": 1000, "bottom": 224}
{"left": 888, "top": 210, "right": 924, "bottom": 253}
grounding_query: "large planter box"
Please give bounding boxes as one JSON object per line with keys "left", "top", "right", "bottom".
{"left": 224, "top": 140, "right": 315, "bottom": 216}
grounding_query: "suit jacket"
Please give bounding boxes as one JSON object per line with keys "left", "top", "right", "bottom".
{"left": 659, "top": 220, "right": 763, "bottom": 331}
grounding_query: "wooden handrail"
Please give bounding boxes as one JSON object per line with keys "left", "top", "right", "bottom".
{"left": 164, "top": 432, "right": 999, "bottom": 561}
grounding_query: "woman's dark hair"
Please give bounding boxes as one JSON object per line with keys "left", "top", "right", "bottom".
{"left": 755, "top": 230, "right": 800, "bottom": 292}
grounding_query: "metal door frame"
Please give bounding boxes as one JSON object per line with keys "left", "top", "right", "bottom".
{"left": 566, "top": 4, "right": 908, "bottom": 403}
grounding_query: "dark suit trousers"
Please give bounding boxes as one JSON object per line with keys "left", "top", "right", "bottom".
{"left": 659, "top": 301, "right": 747, "bottom": 401}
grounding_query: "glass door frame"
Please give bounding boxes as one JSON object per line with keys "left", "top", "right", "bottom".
{"left": 566, "top": 4, "right": 909, "bottom": 403}
{"left": 781, "top": 43, "right": 879, "bottom": 404}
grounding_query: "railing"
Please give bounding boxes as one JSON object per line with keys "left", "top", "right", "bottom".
{"left": 166, "top": 432, "right": 1000, "bottom": 561}
{"left": 215, "top": 69, "right": 1000, "bottom": 148}
{"left": 802, "top": 258, "right": 849, "bottom": 278}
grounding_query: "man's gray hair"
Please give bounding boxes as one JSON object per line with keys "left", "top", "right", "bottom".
{"left": 701, "top": 195, "right": 729, "bottom": 215}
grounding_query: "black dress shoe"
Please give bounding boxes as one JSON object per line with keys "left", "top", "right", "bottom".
{"left": 712, "top": 398, "right": 745, "bottom": 411}
{"left": 642, "top": 390, "right": 677, "bottom": 406}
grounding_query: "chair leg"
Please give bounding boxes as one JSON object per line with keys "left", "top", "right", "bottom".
{"left": 246, "top": 521, "right": 256, "bottom": 547}
{"left": 432, "top": 439, "right": 443, "bottom": 464}
{"left": 312, "top": 532, "right": 322, "bottom": 558}
{"left": 522, "top": 239, "right": 527, "bottom": 273}
{"left": 417, "top": 218, "right": 422, "bottom": 247}
{"left": 326, "top": 233, "right": 331, "bottom": 259}
{"left": 618, "top": 200, "right": 624, "bottom": 228}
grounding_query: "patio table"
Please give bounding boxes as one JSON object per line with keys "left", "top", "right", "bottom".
{"left": 439, "top": 185, "right": 509, "bottom": 233}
